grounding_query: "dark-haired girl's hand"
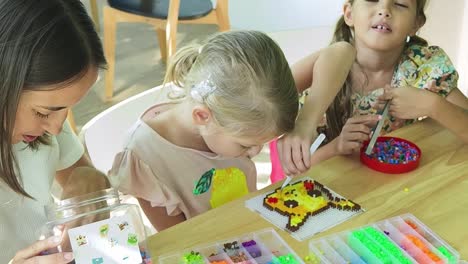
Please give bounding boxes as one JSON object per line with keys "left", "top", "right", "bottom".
{"left": 379, "top": 86, "right": 436, "bottom": 119}
{"left": 11, "top": 236, "right": 73, "bottom": 264}
{"left": 277, "top": 120, "right": 318, "bottom": 175}
{"left": 334, "top": 115, "right": 381, "bottom": 155}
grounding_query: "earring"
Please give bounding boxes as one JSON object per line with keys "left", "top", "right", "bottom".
{"left": 406, "top": 35, "right": 411, "bottom": 43}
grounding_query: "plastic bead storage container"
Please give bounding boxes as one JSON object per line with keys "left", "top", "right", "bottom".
{"left": 308, "top": 214, "right": 459, "bottom": 264}
{"left": 159, "top": 228, "right": 304, "bottom": 264}
{"left": 38, "top": 188, "right": 152, "bottom": 264}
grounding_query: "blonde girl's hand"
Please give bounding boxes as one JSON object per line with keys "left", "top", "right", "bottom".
{"left": 11, "top": 236, "right": 73, "bottom": 264}
{"left": 334, "top": 115, "right": 381, "bottom": 155}
{"left": 277, "top": 121, "right": 318, "bottom": 176}
{"left": 378, "top": 85, "right": 436, "bottom": 119}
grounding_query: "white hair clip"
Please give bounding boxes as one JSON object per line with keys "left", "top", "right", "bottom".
{"left": 190, "top": 78, "right": 216, "bottom": 103}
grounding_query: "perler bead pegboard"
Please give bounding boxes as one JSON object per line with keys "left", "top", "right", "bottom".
{"left": 245, "top": 177, "right": 364, "bottom": 241}
{"left": 361, "top": 136, "right": 421, "bottom": 174}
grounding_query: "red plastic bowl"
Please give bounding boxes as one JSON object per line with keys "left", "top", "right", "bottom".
{"left": 360, "top": 136, "right": 421, "bottom": 174}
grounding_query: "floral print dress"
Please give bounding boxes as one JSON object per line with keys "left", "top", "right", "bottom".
{"left": 315, "top": 44, "right": 459, "bottom": 135}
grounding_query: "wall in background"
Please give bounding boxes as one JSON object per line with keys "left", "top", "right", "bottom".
{"left": 419, "top": 0, "right": 467, "bottom": 94}
{"left": 419, "top": 0, "right": 464, "bottom": 65}
{"left": 227, "top": 0, "right": 343, "bottom": 31}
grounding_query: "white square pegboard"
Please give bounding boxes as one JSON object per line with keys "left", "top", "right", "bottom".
{"left": 245, "top": 177, "right": 364, "bottom": 241}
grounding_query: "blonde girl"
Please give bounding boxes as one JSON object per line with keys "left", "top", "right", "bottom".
{"left": 109, "top": 31, "right": 299, "bottom": 231}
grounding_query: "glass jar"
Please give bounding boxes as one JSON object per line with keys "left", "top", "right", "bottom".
{"left": 38, "top": 188, "right": 152, "bottom": 264}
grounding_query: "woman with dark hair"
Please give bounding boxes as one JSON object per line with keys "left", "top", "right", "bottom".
{"left": 0, "top": 0, "right": 108, "bottom": 262}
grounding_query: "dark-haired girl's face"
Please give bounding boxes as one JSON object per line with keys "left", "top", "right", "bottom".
{"left": 345, "top": 0, "right": 420, "bottom": 51}
{"left": 12, "top": 67, "right": 98, "bottom": 144}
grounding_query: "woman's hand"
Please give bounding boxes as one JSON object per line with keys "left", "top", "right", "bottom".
{"left": 58, "top": 167, "right": 111, "bottom": 253}
{"left": 277, "top": 121, "right": 318, "bottom": 176}
{"left": 334, "top": 115, "right": 381, "bottom": 155}
{"left": 11, "top": 236, "right": 73, "bottom": 264}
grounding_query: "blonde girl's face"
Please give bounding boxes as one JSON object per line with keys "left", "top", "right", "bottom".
{"left": 344, "top": 0, "right": 423, "bottom": 51}
{"left": 201, "top": 123, "right": 275, "bottom": 158}
{"left": 12, "top": 67, "right": 98, "bottom": 144}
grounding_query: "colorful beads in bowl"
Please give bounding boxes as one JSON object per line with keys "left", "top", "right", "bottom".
{"left": 361, "top": 136, "right": 421, "bottom": 174}
{"left": 367, "top": 138, "right": 419, "bottom": 164}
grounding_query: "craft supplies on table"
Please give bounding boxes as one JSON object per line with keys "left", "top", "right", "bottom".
{"left": 38, "top": 188, "right": 151, "bottom": 264}
{"left": 308, "top": 213, "right": 459, "bottom": 264}
{"left": 159, "top": 228, "right": 303, "bottom": 264}
{"left": 361, "top": 136, "right": 421, "bottom": 174}
{"left": 245, "top": 177, "right": 364, "bottom": 241}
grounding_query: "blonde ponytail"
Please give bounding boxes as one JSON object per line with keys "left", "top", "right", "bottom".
{"left": 164, "top": 43, "right": 201, "bottom": 88}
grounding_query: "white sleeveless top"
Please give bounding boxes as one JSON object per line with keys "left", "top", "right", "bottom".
{"left": 0, "top": 121, "right": 84, "bottom": 262}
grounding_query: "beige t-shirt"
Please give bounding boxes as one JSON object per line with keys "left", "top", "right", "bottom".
{"left": 109, "top": 103, "right": 257, "bottom": 219}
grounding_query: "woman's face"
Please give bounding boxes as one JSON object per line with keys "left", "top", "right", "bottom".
{"left": 12, "top": 67, "right": 98, "bottom": 144}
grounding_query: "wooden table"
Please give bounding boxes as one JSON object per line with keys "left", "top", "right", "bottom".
{"left": 148, "top": 119, "right": 468, "bottom": 261}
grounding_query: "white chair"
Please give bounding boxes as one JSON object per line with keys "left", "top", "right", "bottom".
{"left": 80, "top": 84, "right": 173, "bottom": 174}
{"left": 80, "top": 84, "right": 172, "bottom": 237}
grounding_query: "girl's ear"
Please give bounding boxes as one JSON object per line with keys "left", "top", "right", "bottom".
{"left": 343, "top": 2, "right": 354, "bottom": 27}
{"left": 192, "top": 106, "right": 212, "bottom": 126}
